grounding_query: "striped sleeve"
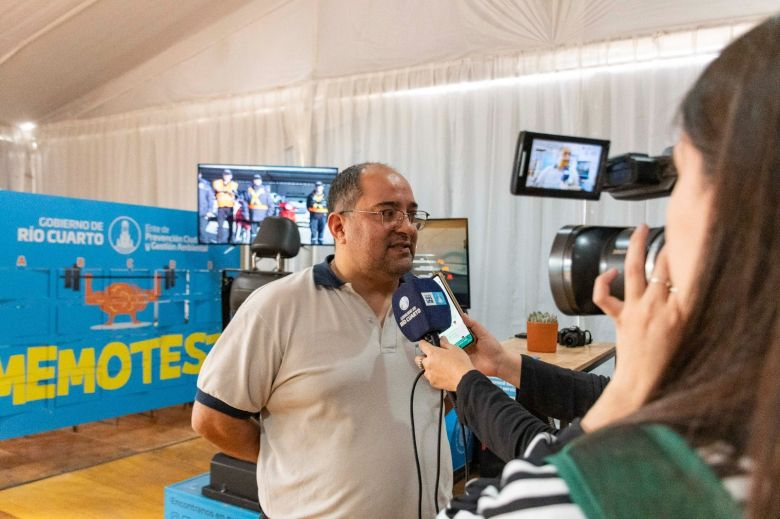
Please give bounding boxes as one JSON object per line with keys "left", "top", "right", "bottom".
{"left": 440, "top": 431, "right": 584, "bottom": 518}
{"left": 477, "top": 459, "right": 584, "bottom": 518}
{"left": 440, "top": 430, "right": 751, "bottom": 519}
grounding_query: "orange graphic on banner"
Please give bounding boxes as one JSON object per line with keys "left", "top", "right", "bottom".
{"left": 84, "top": 274, "right": 161, "bottom": 325}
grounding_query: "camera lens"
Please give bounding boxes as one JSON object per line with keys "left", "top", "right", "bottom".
{"left": 548, "top": 225, "right": 665, "bottom": 315}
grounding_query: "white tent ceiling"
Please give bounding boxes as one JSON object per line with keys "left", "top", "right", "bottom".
{"left": 1, "top": 0, "right": 777, "bottom": 126}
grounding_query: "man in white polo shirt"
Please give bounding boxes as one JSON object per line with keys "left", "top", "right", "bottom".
{"left": 192, "top": 163, "right": 452, "bottom": 518}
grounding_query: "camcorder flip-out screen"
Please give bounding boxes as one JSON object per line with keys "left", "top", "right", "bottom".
{"left": 511, "top": 131, "right": 610, "bottom": 201}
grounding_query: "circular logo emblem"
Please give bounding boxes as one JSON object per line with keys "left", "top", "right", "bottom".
{"left": 108, "top": 216, "right": 141, "bottom": 255}
{"left": 399, "top": 296, "right": 409, "bottom": 311}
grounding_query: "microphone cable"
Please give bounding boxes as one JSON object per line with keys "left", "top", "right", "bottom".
{"left": 434, "top": 389, "right": 444, "bottom": 514}
{"left": 410, "top": 370, "right": 425, "bottom": 519}
{"left": 410, "top": 369, "right": 446, "bottom": 519}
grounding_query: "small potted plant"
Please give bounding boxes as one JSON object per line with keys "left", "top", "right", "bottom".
{"left": 526, "top": 311, "right": 558, "bottom": 353}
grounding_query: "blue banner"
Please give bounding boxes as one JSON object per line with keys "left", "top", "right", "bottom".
{"left": 0, "top": 191, "right": 238, "bottom": 439}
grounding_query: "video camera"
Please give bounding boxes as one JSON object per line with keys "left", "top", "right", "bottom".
{"left": 510, "top": 131, "right": 675, "bottom": 315}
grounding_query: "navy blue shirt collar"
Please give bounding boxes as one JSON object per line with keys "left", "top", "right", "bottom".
{"left": 400, "top": 272, "right": 416, "bottom": 283}
{"left": 313, "top": 255, "right": 344, "bottom": 288}
{"left": 313, "top": 254, "right": 416, "bottom": 288}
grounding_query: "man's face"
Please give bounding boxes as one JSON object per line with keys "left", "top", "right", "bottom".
{"left": 338, "top": 167, "right": 418, "bottom": 277}
{"left": 223, "top": 173, "right": 232, "bottom": 182}
{"left": 559, "top": 148, "right": 571, "bottom": 169}
{"left": 254, "top": 179, "right": 262, "bottom": 187}
{"left": 316, "top": 185, "right": 324, "bottom": 194}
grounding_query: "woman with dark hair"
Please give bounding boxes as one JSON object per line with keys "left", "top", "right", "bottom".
{"left": 419, "top": 15, "right": 779, "bottom": 518}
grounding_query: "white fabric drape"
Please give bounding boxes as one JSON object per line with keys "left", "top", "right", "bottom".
{"left": 35, "top": 88, "right": 310, "bottom": 208}
{"left": 0, "top": 126, "right": 32, "bottom": 191}
{"left": 30, "top": 0, "right": 771, "bottom": 121}
{"left": 307, "top": 59, "right": 708, "bottom": 340}
{"left": 26, "top": 23, "right": 748, "bottom": 340}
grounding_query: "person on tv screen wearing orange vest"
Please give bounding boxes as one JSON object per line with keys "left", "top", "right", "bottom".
{"left": 213, "top": 169, "right": 238, "bottom": 243}
{"left": 306, "top": 181, "right": 328, "bottom": 245}
{"left": 245, "top": 174, "right": 274, "bottom": 237}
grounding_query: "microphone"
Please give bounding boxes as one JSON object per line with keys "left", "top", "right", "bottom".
{"left": 395, "top": 276, "right": 453, "bottom": 517}
{"left": 392, "top": 276, "right": 451, "bottom": 346}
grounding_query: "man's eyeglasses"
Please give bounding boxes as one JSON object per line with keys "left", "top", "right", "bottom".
{"left": 340, "top": 209, "right": 430, "bottom": 230}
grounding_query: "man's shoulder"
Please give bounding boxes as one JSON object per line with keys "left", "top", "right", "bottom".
{"left": 238, "top": 267, "right": 318, "bottom": 311}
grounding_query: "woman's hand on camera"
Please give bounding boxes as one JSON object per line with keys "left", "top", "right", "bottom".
{"left": 583, "top": 224, "right": 684, "bottom": 431}
{"left": 418, "top": 339, "right": 475, "bottom": 392}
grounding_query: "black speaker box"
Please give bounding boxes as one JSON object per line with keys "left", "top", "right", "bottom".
{"left": 201, "top": 453, "right": 263, "bottom": 513}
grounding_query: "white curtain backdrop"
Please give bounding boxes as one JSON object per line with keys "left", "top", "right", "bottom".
{"left": 26, "top": 23, "right": 749, "bottom": 341}
{"left": 0, "top": 126, "right": 32, "bottom": 192}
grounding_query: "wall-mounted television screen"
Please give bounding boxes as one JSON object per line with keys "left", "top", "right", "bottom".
{"left": 198, "top": 164, "right": 339, "bottom": 245}
{"left": 412, "top": 218, "right": 470, "bottom": 309}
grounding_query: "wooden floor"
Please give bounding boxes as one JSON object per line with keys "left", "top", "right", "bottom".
{"left": 0, "top": 406, "right": 219, "bottom": 519}
{"left": 0, "top": 406, "right": 470, "bottom": 518}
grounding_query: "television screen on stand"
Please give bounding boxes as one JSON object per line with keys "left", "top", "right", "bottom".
{"left": 197, "top": 164, "right": 339, "bottom": 246}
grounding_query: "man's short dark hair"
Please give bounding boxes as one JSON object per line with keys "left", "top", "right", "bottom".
{"left": 328, "top": 162, "right": 387, "bottom": 213}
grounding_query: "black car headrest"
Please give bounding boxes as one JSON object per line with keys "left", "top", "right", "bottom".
{"left": 251, "top": 217, "right": 301, "bottom": 258}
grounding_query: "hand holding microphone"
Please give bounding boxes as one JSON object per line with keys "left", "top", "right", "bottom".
{"left": 418, "top": 339, "right": 475, "bottom": 392}
{"left": 392, "top": 276, "right": 477, "bottom": 391}
{"left": 459, "top": 314, "right": 514, "bottom": 380}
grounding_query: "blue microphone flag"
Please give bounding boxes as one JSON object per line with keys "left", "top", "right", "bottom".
{"left": 392, "top": 276, "right": 451, "bottom": 342}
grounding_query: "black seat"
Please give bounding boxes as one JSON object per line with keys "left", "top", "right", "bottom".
{"left": 250, "top": 216, "right": 300, "bottom": 260}
{"left": 227, "top": 217, "right": 301, "bottom": 319}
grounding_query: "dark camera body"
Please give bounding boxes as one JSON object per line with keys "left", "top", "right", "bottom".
{"left": 557, "top": 326, "right": 592, "bottom": 347}
{"left": 508, "top": 131, "right": 676, "bottom": 317}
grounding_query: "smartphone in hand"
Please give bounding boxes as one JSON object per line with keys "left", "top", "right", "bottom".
{"left": 432, "top": 272, "right": 475, "bottom": 349}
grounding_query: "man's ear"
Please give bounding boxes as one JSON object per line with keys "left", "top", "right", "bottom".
{"left": 328, "top": 212, "right": 347, "bottom": 244}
